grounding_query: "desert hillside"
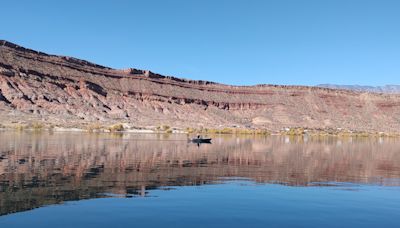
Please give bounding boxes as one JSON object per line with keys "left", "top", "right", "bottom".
{"left": 1, "top": 40, "right": 400, "bottom": 132}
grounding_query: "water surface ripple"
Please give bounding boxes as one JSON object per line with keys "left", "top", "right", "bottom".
{"left": 0, "top": 132, "right": 399, "bottom": 227}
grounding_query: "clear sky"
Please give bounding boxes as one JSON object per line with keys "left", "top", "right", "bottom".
{"left": 1, "top": 0, "right": 399, "bottom": 86}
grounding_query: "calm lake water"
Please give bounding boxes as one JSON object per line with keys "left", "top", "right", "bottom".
{"left": 0, "top": 132, "right": 399, "bottom": 227}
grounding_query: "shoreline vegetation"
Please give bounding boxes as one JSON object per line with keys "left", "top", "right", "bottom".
{"left": 1, "top": 122, "right": 399, "bottom": 137}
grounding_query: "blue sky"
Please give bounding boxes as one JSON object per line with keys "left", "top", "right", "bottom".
{"left": 1, "top": 0, "right": 399, "bottom": 86}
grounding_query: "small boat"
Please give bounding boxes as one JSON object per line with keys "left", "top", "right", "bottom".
{"left": 190, "top": 138, "right": 212, "bottom": 144}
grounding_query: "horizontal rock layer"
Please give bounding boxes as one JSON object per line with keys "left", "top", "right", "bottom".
{"left": 1, "top": 40, "right": 400, "bottom": 131}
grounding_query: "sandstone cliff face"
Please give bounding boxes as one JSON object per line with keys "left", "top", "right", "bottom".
{"left": 1, "top": 40, "right": 400, "bottom": 131}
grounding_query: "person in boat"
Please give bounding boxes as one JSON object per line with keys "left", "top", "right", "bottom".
{"left": 191, "top": 135, "right": 211, "bottom": 145}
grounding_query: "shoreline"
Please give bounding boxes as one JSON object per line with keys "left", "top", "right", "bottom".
{"left": 1, "top": 124, "right": 399, "bottom": 137}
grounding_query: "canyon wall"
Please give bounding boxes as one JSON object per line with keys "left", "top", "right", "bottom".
{"left": 1, "top": 40, "right": 400, "bottom": 132}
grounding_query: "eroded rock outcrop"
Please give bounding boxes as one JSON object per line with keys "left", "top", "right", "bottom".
{"left": 1, "top": 40, "right": 400, "bottom": 132}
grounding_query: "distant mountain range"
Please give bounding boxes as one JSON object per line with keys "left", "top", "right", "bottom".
{"left": 318, "top": 84, "right": 400, "bottom": 94}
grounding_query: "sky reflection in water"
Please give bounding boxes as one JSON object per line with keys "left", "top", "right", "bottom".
{"left": 0, "top": 132, "right": 399, "bottom": 227}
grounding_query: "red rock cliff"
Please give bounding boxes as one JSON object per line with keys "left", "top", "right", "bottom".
{"left": 1, "top": 40, "right": 400, "bottom": 131}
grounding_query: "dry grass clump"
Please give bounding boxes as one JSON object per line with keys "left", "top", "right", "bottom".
{"left": 283, "top": 127, "right": 305, "bottom": 136}
{"left": 86, "top": 123, "right": 103, "bottom": 132}
{"left": 31, "top": 122, "right": 44, "bottom": 130}
{"left": 346, "top": 131, "right": 374, "bottom": 137}
{"left": 185, "top": 127, "right": 196, "bottom": 133}
{"left": 281, "top": 127, "right": 389, "bottom": 137}
{"left": 156, "top": 125, "right": 173, "bottom": 133}
{"left": 188, "top": 127, "right": 270, "bottom": 135}
{"left": 165, "top": 128, "right": 173, "bottom": 134}
{"left": 108, "top": 123, "right": 124, "bottom": 132}
{"left": 14, "top": 124, "right": 26, "bottom": 131}
{"left": 161, "top": 125, "right": 171, "bottom": 131}
{"left": 252, "top": 129, "right": 272, "bottom": 135}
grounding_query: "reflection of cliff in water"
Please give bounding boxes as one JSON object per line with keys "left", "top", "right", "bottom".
{"left": 1, "top": 132, "right": 400, "bottom": 215}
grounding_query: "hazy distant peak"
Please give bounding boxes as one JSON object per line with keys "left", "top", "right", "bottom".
{"left": 317, "top": 84, "right": 400, "bottom": 94}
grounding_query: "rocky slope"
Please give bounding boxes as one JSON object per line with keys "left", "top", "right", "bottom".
{"left": 1, "top": 40, "right": 400, "bottom": 132}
